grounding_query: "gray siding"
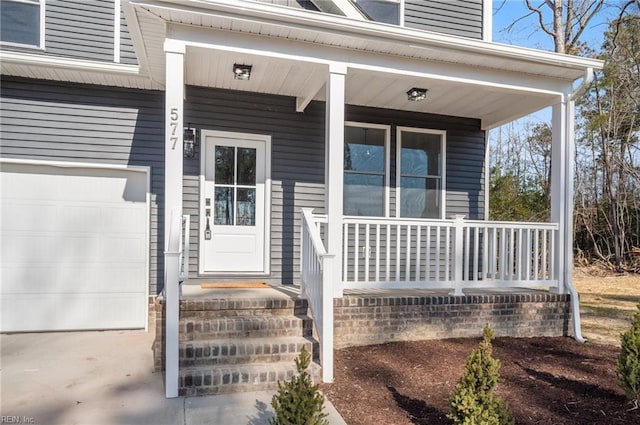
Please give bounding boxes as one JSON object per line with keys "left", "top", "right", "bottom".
{"left": 184, "top": 87, "right": 485, "bottom": 284}
{"left": 0, "top": 79, "right": 485, "bottom": 290}
{"left": 3, "top": 0, "right": 139, "bottom": 65}
{"left": 404, "top": 0, "right": 483, "bottom": 40}
{"left": 183, "top": 87, "right": 326, "bottom": 285}
{"left": 0, "top": 76, "right": 165, "bottom": 293}
{"left": 46, "top": 0, "right": 115, "bottom": 62}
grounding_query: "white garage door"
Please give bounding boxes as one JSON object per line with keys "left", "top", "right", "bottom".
{"left": 0, "top": 161, "right": 149, "bottom": 332}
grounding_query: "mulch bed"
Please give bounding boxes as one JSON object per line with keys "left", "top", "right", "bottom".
{"left": 321, "top": 337, "right": 640, "bottom": 424}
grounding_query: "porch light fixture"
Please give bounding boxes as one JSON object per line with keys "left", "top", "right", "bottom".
{"left": 407, "top": 87, "right": 428, "bottom": 102}
{"left": 183, "top": 125, "right": 198, "bottom": 158}
{"left": 233, "top": 64, "right": 252, "bottom": 80}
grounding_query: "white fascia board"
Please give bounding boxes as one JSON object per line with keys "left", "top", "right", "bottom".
{"left": 133, "top": 0, "right": 603, "bottom": 76}
{"left": 170, "top": 25, "right": 569, "bottom": 97}
{"left": 0, "top": 50, "right": 140, "bottom": 74}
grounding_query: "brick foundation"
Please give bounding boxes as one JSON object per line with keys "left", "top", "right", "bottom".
{"left": 152, "top": 291, "right": 572, "bottom": 371}
{"left": 333, "top": 292, "right": 572, "bottom": 348}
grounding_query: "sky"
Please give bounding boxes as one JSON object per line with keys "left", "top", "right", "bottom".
{"left": 488, "top": 1, "right": 620, "bottom": 127}
{"left": 491, "top": 0, "right": 618, "bottom": 52}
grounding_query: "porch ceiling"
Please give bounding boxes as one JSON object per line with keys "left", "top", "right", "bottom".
{"left": 126, "top": 0, "right": 604, "bottom": 129}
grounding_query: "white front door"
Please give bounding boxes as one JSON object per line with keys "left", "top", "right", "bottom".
{"left": 200, "top": 132, "right": 270, "bottom": 274}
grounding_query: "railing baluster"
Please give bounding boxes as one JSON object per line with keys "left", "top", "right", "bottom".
{"left": 435, "top": 226, "right": 441, "bottom": 282}
{"left": 406, "top": 225, "right": 412, "bottom": 281}
{"left": 549, "top": 229, "right": 555, "bottom": 282}
{"left": 354, "top": 223, "right": 359, "bottom": 284}
{"left": 445, "top": 225, "right": 451, "bottom": 282}
{"left": 425, "top": 225, "right": 431, "bottom": 281}
{"left": 473, "top": 226, "right": 479, "bottom": 282}
{"left": 375, "top": 224, "right": 380, "bottom": 283}
{"left": 343, "top": 222, "right": 348, "bottom": 283}
{"left": 386, "top": 224, "right": 391, "bottom": 282}
{"left": 464, "top": 224, "right": 470, "bottom": 282}
{"left": 416, "top": 225, "right": 422, "bottom": 281}
{"left": 364, "top": 223, "right": 370, "bottom": 284}
{"left": 524, "top": 229, "right": 531, "bottom": 281}
{"left": 396, "top": 224, "right": 401, "bottom": 282}
{"left": 542, "top": 230, "right": 548, "bottom": 280}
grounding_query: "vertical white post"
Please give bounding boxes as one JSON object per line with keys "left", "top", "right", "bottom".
{"left": 551, "top": 95, "right": 584, "bottom": 342}
{"left": 451, "top": 215, "right": 465, "bottom": 295}
{"left": 321, "top": 255, "right": 335, "bottom": 382}
{"left": 325, "top": 63, "right": 346, "bottom": 298}
{"left": 550, "top": 98, "right": 567, "bottom": 294}
{"left": 164, "top": 40, "right": 185, "bottom": 399}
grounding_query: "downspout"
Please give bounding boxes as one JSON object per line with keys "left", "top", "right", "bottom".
{"left": 566, "top": 67, "right": 594, "bottom": 343}
{"left": 569, "top": 67, "right": 594, "bottom": 101}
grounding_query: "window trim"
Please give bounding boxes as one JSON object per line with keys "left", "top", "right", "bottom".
{"left": 395, "top": 126, "right": 446, "bottom": 219}
{"left": 0, "top": 0, "right": 45, "bottom": 50}
{"left": 344, "top": 121, "right": 391, "bottom": 218}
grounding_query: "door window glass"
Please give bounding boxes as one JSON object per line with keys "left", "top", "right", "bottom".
{"left": 237, "top": 147, "right": 256, "bottom": 185}
{"left": 214, "top": 187, "right": 234, "bottom": 225}
{"left": 213, "top": 145, "right": 257, "bottom": 226}
{"left": 215, "top": 146, "right": 234, "bottom": 184}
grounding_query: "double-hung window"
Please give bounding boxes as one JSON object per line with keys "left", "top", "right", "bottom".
{"left": 343, "top": 123, "right": 389, "bottom": 217}
{"left": 397, "top": 128, "right": 445, "bottom": 219}
{"left": 0, "top": 0, "right": 44, "bottom": 49}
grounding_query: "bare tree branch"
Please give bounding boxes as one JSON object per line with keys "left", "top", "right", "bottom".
{"left": 525, "top": 0, "right": 555, "bottom": 36}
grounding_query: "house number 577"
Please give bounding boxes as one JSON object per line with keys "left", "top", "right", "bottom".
{"left": 170, "top": 108, "right": 179, "bottom": 150}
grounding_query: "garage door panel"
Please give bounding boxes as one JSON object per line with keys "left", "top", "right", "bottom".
{"left": 1, "top": 234, "right": 146, "bottom": 262}
{"left": 0, "top": 162, "right": 149, "bottom": 332}
{"left": 1, "top": 264, "right": 147, "bottom": 294}
{"left": 1, "top": 293, "right": 146, "bottom": 332}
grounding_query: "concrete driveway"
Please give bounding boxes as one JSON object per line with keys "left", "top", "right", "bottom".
{"left": 0, "top": 330, "right": 346, "bottom": 425}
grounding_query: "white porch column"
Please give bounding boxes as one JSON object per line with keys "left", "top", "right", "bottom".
{"left": 551, "top": 95, "right": 584, "bottom": 342}
{"left": 163, "top": 40, "right": 185, "bottom": 398}
{"left": 325, "top": 63, "right": 346, "bottom": 298}
{"left": 550, "top": 97, "right": 568, "bottom": 293}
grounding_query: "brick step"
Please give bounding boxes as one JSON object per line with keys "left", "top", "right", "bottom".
{"left": 179, "top": 361, "right": 322, "bottom": 397}
{"left": 179, "top": 336, "right": 316, "bottom": 367}
{"left": 179, "top": 297, "right": 309, "bottom": 318}
{"left": 179, "top": 315, "right": 313, "bottom": 341}
{"left": 180, "top": 306, "right": 309, "bottom": 319}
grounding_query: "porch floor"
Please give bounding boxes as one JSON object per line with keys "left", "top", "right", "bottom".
{"left": 179, "top": 282, "right": 550, "bottom": 300}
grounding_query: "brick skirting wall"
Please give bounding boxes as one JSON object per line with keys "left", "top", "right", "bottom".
{"left": 152, "top": 292, "right": 572, "bottom": 371}
{"left": 333, "top": 293, "right": 572, "bottom": 348}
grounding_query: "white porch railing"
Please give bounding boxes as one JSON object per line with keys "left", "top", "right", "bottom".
{"left": 341, "top": 215, "right": 559, "bottom": 293}
{"left": 179, "top": 214, "right": 190, "bottom": 280}
{"left": 300, "top": 208, "right": 334, "bottom": 383}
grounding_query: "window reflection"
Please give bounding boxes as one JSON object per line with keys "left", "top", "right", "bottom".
{"left": 214, "top": 187, "right": 234, "bottom": 225}
{"left": 399, "top": 131, "right": 442, "bottom": 219}
{"left": 344, "top": 126, "right": 386, "bottom": 216}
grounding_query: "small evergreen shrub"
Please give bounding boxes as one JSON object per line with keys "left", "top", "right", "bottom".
{"left": 616, "top": 302, "right": 640, "bottom": 408}
{"left": 269, "top": 346, "right": 329, "bottom": 425}
{"left": 447, "top": 325, "right": 514, "bottom": 425}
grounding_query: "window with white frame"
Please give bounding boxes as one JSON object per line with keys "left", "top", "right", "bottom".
{"left": 343, "top": 123, "right": 389, "bottom": 217}
{"left": 0, "top": 0, "right": 44, "bottom": 48}
{"left": 397, "top": 128, "right": 445, "bottom": 219}
{"left": 352, "top": 0, "right": 402, "bottom": 25}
